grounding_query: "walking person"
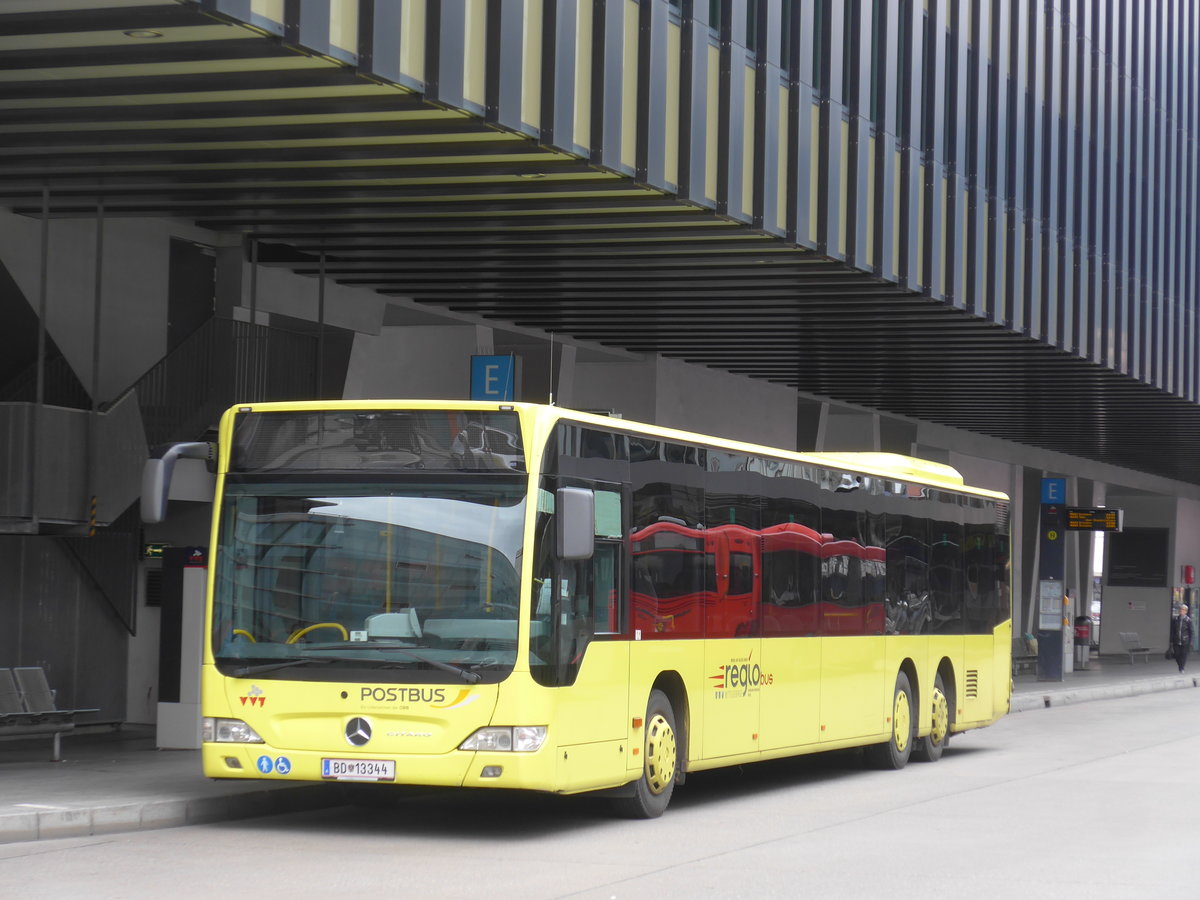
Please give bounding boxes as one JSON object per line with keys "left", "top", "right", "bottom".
{"left": 1170, "top": 604, "right": 1193, "bottom": 673}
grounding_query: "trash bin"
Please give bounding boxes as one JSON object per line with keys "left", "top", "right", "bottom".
{"left": 1073, "top": 616, "right": 1092, "bottom": 669}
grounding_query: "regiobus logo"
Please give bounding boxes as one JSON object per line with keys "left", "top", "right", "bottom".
{"left": 709, "top": 650, "right": 773, "bottom": 699}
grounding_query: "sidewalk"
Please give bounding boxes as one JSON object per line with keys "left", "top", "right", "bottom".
{"left": 1010, "top": 651, "right": 1198, "bottom": 711}
{"left": 0, "top": 726, "right": 348, "bottom": 845}
{"left": 2, "top": 654, "right": 1197, "bottom": 845}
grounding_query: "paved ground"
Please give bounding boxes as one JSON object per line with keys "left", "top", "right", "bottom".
{"left": 2, "top": 653, "right": 1195, "bottom": 844}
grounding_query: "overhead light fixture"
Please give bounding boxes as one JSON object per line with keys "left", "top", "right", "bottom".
{"left": 123, "top": 29, "right": 164, "bottom": 38}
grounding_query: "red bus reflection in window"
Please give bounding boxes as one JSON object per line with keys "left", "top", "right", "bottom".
{"left": 760, "top": 523, "right": 822, "bottom": 636}
{"left": 631, "top": 522, "right": 710, "bottom": 638}
{"left": 705, "top": 524, "right": 759, "bottom": 638}
{"left": 633, "top": 519, "right": 887, "bottom": 639}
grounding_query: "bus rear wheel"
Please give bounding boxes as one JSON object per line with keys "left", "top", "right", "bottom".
{"left": 865, "top": 671, "right": 914, "bottom": 770}
{"left": 614, "top": 689, "right": 678, "bottom": 819}
{"left": 914, "top": 672, "right": 950, "bottom": 763}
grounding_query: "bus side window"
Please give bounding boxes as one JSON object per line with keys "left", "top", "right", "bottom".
{"left": 557, "top": 558, "right": 595, "bottom": 670}
{"left": 593, "top": 543, "right": 620, "bottom": 633}
{"left": 555, "top": 539, "right": 621, "bottom": 674}
{"left": 531, "top": 481, "right": 623, "bottom": 686}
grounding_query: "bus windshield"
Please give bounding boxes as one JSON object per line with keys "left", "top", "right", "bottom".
{"left": 212, "top": 477, "right": 526, "bottom": 683}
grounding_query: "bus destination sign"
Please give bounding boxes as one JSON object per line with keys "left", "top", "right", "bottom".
{"left": 1064, "top": 507, "right": 1123, "bottom": 532}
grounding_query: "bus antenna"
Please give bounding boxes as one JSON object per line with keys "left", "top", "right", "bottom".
{"left": 548, "top": 331, "right": 555, "bottom": 406}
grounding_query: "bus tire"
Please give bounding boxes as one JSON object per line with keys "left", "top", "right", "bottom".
{"left": 865, "top": 671, "right": 914, "bottom": 770}
{"left": 914, "top": 672, "right": 950, "bottom": 763}
{"left": 613, "top": 689, "right": 679, "bottom": 819}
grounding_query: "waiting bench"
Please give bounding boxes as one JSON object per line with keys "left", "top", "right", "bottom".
{"left": 0, "top": 667, "right": 97, "bottom": 761}
{"left": 1012, "top": 636, "right": 1038, "bottom": 676}
{"left": 1118, "top": 632, "right": 1154, "bottom": 664}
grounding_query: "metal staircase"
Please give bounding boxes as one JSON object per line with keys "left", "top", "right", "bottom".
{"left": 0, "top": 316, "right": 321, "bottom": 534}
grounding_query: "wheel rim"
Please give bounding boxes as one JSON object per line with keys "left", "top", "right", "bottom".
{"left": 644, "top": 712, "right": 677, "bottom": 795}
{"left": 893, "top": 690, "right": 911, "bottom": 753}
{"left": 929, "top": 686, "right": 949, "bottom": 746}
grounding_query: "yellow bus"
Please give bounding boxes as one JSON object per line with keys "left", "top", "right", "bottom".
{"left": 143, "top": 400, "right": 1011, "bottom": 817}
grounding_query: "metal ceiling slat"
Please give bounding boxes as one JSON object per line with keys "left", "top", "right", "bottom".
{"left": 286, "top": 254, "right": 830, "bottom": 270}
{"left": 635, "top": 0, "right": 669, "bottom": 189}
{"left": 0, "top": 5, "right": 203, "bottom": 37}
{"left": 897, "top": 0, "right": 923, "bottom": 290}
{"left": 0, "top": 159, "right": 593, "bottom": 191}
{"left": 921, "top": 0, "right": 946, "bottom": 301}
{"left": 236, "top": 222, "right": 756, "bottom": 240}
{"left": 0, "top": 183, "right": 650, "bottom": 213}
{"left": 0, "top": 39, "right": 285, "bottom": 69}
{"left": 677, "top": 0, "right": 707, "bottom": 200}
{"left": 752, "top": 0, "right": 783, "bottom": 237}
{"left": 0, "top": 116, "right": 491, "bottom": 149}
{"left": 484, "top": 0, "right": 524, "bottom": 132}
{"left": 541, "top": 0, "right": 578, "bottom": 152}
{"left": 0, "top": 138, "right": 545, "bottom": 172}
{"left": 0, "top": 92, "right": 428, "bottom": 126}
{"left": 425, "top": 0, "right": 466, "bottom": 110}
{"left": 716, "top": 0, "right": 749, "bottom": 222}
{"left": 844, "top": 0, "right": 871, "bottom": 266}
{"left": 332, "top": 275, "right": 889, "bottom": 290}
{"left": 0, "top": 64, "right": 369, "bottom": 102}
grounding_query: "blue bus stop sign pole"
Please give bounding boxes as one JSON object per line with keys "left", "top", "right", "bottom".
{"left": 1037, "top": 478, "right": 1066, "bottom": 681}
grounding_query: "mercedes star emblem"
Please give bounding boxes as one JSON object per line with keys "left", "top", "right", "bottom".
{"left": 345, "top": 716, "right": 372, "bottom": 747}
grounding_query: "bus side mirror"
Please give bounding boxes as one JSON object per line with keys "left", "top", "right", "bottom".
{"left": 556, "top": 487, "right": 595, "bottom": 560}
{"left": 141, "top": 458, "right": 170, "bottom": 524}
{"left": 141, "top": 442, "right": 214, "bottom": 524}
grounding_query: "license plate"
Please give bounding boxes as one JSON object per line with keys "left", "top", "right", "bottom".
{"left": 321, "top": 758, "right": 396, "bottom": 781}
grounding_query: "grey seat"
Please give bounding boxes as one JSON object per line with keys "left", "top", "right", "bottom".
{"left": 1118, "top": 632, "right": 1153, "bottom": 664}
{"left": 0, "top": 668, "right": 25, "bottom": 717}
{"left": 13, "top": 666, "right": 67, "bottom": 717}
{"left": 1, "top": 667, "right": 98, "bottom": 761}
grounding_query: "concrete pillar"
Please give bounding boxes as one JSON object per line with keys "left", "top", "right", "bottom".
{"left": 344, "top": 324, "right": 493, "bottom": 400}
{"left": 819, "top": 404, "right": 877, "bottom": 451}
{"left": 572, "top": 358, "right": 659, "bottom": 422}
{"left": 570, "top": 354, "right": 797, "bottom": 449}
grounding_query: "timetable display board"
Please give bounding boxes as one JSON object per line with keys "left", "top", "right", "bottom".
{"left": 1064, "top": 507, "right": 1123, "bottom": 532}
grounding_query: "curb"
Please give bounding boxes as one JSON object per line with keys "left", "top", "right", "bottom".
{"left": 1011, "top": 674, "right": 1200, "bottom": 713}
{"left": 0, "top": 783, "right": 345, "bottom": 845}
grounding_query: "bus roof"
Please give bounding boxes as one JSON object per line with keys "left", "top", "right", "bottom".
{"left": 221, "top": 400, "right": 1009, "bottom": 502}
{"left": 539, "top": 405, "right": 1009, "bottom": 502}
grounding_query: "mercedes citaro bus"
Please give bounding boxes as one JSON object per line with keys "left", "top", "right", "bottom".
{"left": 143, "top": 400, "right": 1011, "bottom": 817}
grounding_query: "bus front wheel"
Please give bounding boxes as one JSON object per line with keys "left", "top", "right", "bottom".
{"left": 865, "top": 671, "right": 914, "bottom": 770}
{"left": 614, "top": 689, "right": 678, "bottom": 819}
{"left": 914, "top": 672, "right": 950, "bottom": 763}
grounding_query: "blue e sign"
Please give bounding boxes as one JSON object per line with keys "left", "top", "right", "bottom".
{"left": 471, "top": 355, "right": 516, "bottom": 401}
{"left": 1041, "top": 477, "right": 1066, "bottom": 505}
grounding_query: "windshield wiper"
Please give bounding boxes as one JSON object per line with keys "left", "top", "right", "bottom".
{"left": 229, "top": 657, "right": 332, "bottom": 677}
{"left": 302, "top": 644, "right": 482, "bottom": 684}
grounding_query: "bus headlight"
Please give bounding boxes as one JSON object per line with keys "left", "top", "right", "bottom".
{"left": 202, "top": 717, "right": 264, "bottom": 744}
{"left": 459, "top": 726, "right": 547, "bottom": 752}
